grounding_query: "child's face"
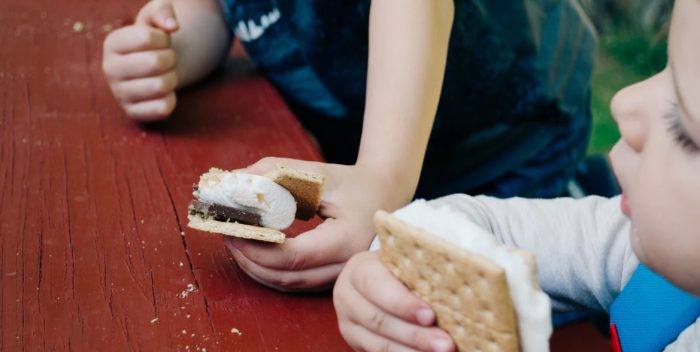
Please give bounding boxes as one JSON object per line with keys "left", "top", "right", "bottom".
{"left": 609, "top": 0, "right": 700, "bottom": 295}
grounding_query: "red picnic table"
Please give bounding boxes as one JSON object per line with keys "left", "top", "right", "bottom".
{"left": 1, "top": 1, "right": 350, "bottom": 350}
{"left": 1, "top": 0, "right": 610, "bottom": 351}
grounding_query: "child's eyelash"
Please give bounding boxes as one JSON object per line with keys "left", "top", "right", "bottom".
{"left": 664, "top": 104, "right": 700, "bottom": 154}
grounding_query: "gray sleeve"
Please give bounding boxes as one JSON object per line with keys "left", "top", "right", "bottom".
{"left": 424, "top": 194, "right": 638, "bottom": 313}
{"left": 664, "top": 318, "right": 700, "bottom": 351}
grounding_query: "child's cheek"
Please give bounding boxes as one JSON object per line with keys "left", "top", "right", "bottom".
{"left": 629, "top": 226, "right": 649, "bottom": 264}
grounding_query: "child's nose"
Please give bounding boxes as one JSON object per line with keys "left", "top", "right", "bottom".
{"left": 610, "top": 81, "right": 649, "bottom": 153}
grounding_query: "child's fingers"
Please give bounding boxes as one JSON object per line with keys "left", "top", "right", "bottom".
{"left": 135, "top": 0, "right": 179, "bottom": 32}
{"left": 348, "top": 252, "right": 438, "bottom": 326}
{"left": 122, "top": 92, "right": 176, "bottom": 121}
{"left": 238, "top": 158, "right": 279, "bottom": 175}
{"left": 224, "top": 217, "right": 367, "bottom": 271}
{"left": 103, "top": 49, "right": 176, "bottom": 81}
{"left": 224, "top": 241, "right": 343, "bottom": 292}
{"left": 111, "top": 71, "right": 178, "bottom": 104}
{"left": 338, "top": 323, "right": 421, "bottom": 352}
{"left": 343, "top": 319, "right": 455, "bottom": 352}
{"left": 337, "top": 270, "right": 454, "bottom": 351}
{"left": 103, "top": 25, "right": 171, "bottom": 55}
{"left": 241, "top": 157, "right": 326, "bottom": 176}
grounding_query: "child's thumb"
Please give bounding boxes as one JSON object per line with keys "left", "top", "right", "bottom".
{"left": 135, "top": 0, "right": 179, "bottom": 32}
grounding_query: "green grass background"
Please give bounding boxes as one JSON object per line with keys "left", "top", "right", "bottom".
{"left": 588, "top": 26, "right": 668, "bottom": 154}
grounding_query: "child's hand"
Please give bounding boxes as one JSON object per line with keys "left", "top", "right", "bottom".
{"left": 222, "top": 157, "right": 413, "bottom": 291}
{"left": 334, "top": 251, "right": 456, "bottom": 352}
{"left": 102, "top": 0, "right": 179, "bottom": 121}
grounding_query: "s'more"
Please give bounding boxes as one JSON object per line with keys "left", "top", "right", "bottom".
{"left": 187, "top": 165, "right": 324, "bottom": 243}
{"left": 374, "top": 200, "right": 552, "bottom": 352}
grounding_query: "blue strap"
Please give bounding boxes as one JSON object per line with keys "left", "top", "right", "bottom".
{"left": 610, "top": 264, "right": 700, "bottom": 351}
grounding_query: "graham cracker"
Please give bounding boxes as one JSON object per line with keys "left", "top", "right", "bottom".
{"left": 266, "top": 164, "right": 325, "bottom": 220}
{"left": 187, "top": 214, "right": 285, "bottom": 243}
{"left": 374, "top": 210, "right": 519, "bottom": 352}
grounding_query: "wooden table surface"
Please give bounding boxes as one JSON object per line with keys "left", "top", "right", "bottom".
{"left": 1, "top": 1, "right": 352, "bottom": 351}
{"left": 1, "top": 0, "right": 612, "bottom": 351}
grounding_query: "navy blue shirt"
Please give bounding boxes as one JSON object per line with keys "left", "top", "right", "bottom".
{"left": 218, "top": 0, "right": 596, "bottom": 198}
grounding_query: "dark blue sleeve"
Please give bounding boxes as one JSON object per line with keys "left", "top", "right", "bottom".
{"left": 216, "top": 0, "right": 235, "bottom": 30}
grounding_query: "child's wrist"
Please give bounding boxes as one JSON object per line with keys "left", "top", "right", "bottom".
{"left": 355, "top": 157, "right": 420, "bottom": 207}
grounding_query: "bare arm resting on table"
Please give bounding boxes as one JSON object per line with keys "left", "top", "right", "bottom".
{"left": 102, "top": 0, "right": 231, "bottom": 120}
{"left": 225, "top": 0, "right": 455, "bottom": 292}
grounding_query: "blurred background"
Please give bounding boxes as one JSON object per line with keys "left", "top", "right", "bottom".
{"left": 579, "top": 0, "right": 671, "bottom": 154}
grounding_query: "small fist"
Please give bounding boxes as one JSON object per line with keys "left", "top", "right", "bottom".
{"left": 102, "top": 0, "right": 180, "bottom": 121}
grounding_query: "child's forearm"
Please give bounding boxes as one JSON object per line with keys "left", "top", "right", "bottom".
{"left": 356, "top": 0, "right": 454, "bottom": 203}
{"left": 171, "top": 0, "right": 232, "bottom": 88}
{"left": 430, "top": 194, "right": 636, "bottom": 312}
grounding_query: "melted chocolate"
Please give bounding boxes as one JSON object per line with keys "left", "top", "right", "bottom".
{"left": 188, "top": 200, "right": 261, "bottom": 226}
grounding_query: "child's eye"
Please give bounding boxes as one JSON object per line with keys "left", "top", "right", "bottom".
{"left": 664, "top": 104, "right": 700, "bottom": 154}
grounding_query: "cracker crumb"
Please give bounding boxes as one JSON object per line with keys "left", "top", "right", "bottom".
{"left": 179, "top": 262, "right": 184, "bottom": 267}
{"left": 180, "top": 231, "right": 186, "bottom": 236}
{"left": 150, "top": 318, "right": 159, "bottom": 324}
{"left": 102, "top": 24, "right": 113, "bottom": 33}
{"left": 72, "top": 21, "right": 84, "bottom": 33}
{"left": 230, "top": 328, "right": 242, "bottom": 336}
{"left": 179, "top": 284, "right": 197, "bottom": 298}
{"left": 182, "top": 330, "right": 187, "bottom": 334}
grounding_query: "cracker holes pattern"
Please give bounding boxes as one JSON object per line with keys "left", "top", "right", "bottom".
{"left": 376, "top": 213, "right": 519, "bottom": 352}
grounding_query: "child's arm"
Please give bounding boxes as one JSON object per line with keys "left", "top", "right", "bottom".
{"left": 102, "top": 0, "right": 231, "bottom": 121}
{"left": 427, "top": 194, "right": 639, "bottom": 312}
{"left": 223, "top": 0, "right": 455, "bottom": 292}
{"left": 356, "top": 0, "right": 454, "bottom": 203}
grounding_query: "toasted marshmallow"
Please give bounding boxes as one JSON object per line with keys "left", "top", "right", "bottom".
{"left": 195, "top": 168, "right": 296, "bottom": 230}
